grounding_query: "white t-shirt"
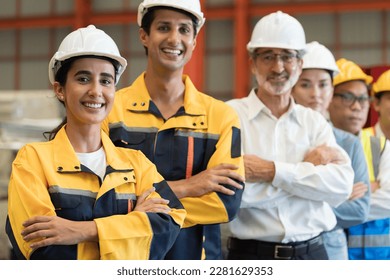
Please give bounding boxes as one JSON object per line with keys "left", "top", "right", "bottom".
{"left": 76, "top": 146, "right": 106, "bottom": 182}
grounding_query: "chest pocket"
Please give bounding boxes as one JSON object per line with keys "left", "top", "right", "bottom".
{"left": 108, "top": 125, "right": 156, "bottom": 160}
{"left": 49, "top": 186, "right": 97, "bottom": 221}
{"left": 95, "top": 172, "right": 138, "bottom": 217}
{"left": 170, "top": 129, "right": 219, "bottom": 179}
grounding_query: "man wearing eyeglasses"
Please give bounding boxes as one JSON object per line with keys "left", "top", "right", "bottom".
{"left": 328, "top": 58, "right": 372, "bottom": 136}
{"left": 328, "top": 58, "right": 390, "bottom": 259}
{"left": 223, "top": 11, "right": 354, "bottom": 260}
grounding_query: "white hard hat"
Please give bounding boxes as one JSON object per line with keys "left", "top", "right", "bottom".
{"left": 137, "top": 0, "right": 205, "bottom": 32}
{"left": 302, "top": 41, "right": 339, "bottom": 77}
{"left": 247, "top": 11, "right": 306, "bottom": 53}
{"left": 48, "top": 25, "right": 127, "bottom": 85}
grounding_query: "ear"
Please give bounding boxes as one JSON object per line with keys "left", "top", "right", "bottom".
{"left": 53, "top": 82, "right": 65, "bottom": 102}
{"left": 297, "top": 58, "right": 303, "bottom": 71}
{"left": 191, "top": 37, "right": 197, "bottom": 51}
{"left": 372, "top": 97, "right": 380, "bottom": 112}
{"left": 249, "top": 57, "right": 257, "bottom": 75}
{"left": 139, "top": 28, "right": 148, "bottom": 48}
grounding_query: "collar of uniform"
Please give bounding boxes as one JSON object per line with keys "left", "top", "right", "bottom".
{"left": 53, "top": 126, "right": 134, "bottom": 173}
{"left": 125, "top": 73, "right": 206, "bottom": 116}
{"left": 246, "top": 89, "right": 301, "bottom": 125}
{"left": 182, "top": 74, "right": 206, "bottom": 116}
{"left": 125, "top": 73, "right": 151, "bottom": 112}
{"left": 100, "top": 130, "right": 136, "bottom": 195}
{"left": 100, "top": 130, "right": 135, "bottom": 172}
{"left": 163, "top": 75, "right": 208, "bottom": 129}
{"left": 53, "top": 126, "right": 82, "bottom": 173}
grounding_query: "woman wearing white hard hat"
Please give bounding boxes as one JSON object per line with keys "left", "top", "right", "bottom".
{"left": 292, "top": 41, "right": 370, "bottom": 260}
{"left": 102, "top": 0, "right": 245, "bottom": 260}
{"left": 6, "top": 25, "right": 186, "bottom": 260}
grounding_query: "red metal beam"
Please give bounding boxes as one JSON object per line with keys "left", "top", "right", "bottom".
{"left": 248, "top": 1, "right": 390, "bottom": 16}
{"left": 234, "top": 0, "right": 250, "bottom": 98}
{"left": 0, "top": 12, "right": 138, "bottom": 30}
{"left": 91, "top": 12, "right": 136, "bottom": 25}
{"left": 0, "top": 15, "right": 74, "bottom": 29}
{"left": 1, "top": 1, "right": 389, "bottom": 30}
{"left": 184, "top": 23, "right": 205, "bottom": 91}
{"left": 183, "top": 0, "right": 206, "bottom": 91}
{"left": 74, "top": 0, "right": 91, "bottom": 29}
{"left": 205, "top": 7, "right": 234, "bottom": 20}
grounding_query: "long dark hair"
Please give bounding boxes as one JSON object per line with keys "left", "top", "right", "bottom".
{"left": 44, "top": 55, "right": 118, "bottom": 140}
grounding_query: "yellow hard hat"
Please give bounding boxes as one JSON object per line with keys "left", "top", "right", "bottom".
{"left": 372, "top": 69, "right": 390, "bottom": 96}
{"left": 333, "top": 58, "right": 373, "bottom": 87}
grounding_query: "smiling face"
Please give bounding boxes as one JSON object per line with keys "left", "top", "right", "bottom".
{"left": 251, "top": 48, "right": 303, "bottom": 97}
{"left": 328, "top": 80, "right": 370, "bottom": 135}
{"left": 292, "top": 69, "right": 334, "bottom": 116}
{"left": 139, "top": 8, "right": 197, "bottom": 72}
{"left": 54, "top": 57, "right": 116, "bottom": 128}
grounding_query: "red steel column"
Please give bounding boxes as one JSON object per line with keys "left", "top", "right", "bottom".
{"left": 74, "top": 0, "right": 91, "bottom": 29}
{"left": 184, "top": 0, "right": 205, "bottom": 91}
{"left": 234, "top": 0, "right": 250, "bottom": 98}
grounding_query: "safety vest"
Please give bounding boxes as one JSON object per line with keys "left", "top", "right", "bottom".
{"left": 348, "top": 127, "right": 388, "bottom": 260}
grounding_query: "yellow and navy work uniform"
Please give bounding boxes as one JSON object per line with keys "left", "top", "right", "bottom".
{"left": 102, "top": 73, "right": 244, "bottom": 260}
{"left": 348, "top": 127, "right": 387, "bottom": 259}
{"left": 6, "top": 126, "right": 186, "bottom": 260}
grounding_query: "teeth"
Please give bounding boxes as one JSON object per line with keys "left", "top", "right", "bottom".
{"left": 163, "top": 48, "right": 182, "bottom": 55}
{"left": 84, "top": 103, "right": 103, "bottom": 109}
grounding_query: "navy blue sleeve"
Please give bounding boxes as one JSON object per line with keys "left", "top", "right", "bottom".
{"left": 333, "top": 131, "right": 370, "bottom": 228}
{"left": 148, "top": 180, "right": 184, "bottom": 259}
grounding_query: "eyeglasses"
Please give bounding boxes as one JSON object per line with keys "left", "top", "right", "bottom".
{"left": 333, "top": 92, "right": 370, "bottom": 108}
{"left": 254, "top": 51, "right": 299, "bottom": 65}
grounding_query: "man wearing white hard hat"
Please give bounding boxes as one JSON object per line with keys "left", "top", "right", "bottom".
{"left": 102, "top": 0, "right": 245, "bottom": 260}
{"left": 292, "top": 41, "right": 370, "bottom": 260}
{"left": 224, "top": 11, "right": 353, "bottom": 260}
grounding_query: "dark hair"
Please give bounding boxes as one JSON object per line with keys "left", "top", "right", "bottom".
{"left": 44, "top": 55, "right": 118, "bottom": 140}
{"left": 140, "top": 6, "right": 198, "bottom": 55}
{"left": 326, "top": 70, "right": 334, "bottom": 83}
{"left": 374, "top": 91, "right": 390, "bottom": 100}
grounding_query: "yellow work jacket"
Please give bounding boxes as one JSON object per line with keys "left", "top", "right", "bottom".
{"left": 102, "top": 73, "right": 244, "bottom": 259}
{"left": 6, "top": 126, "right": 186, "bottom": 260}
